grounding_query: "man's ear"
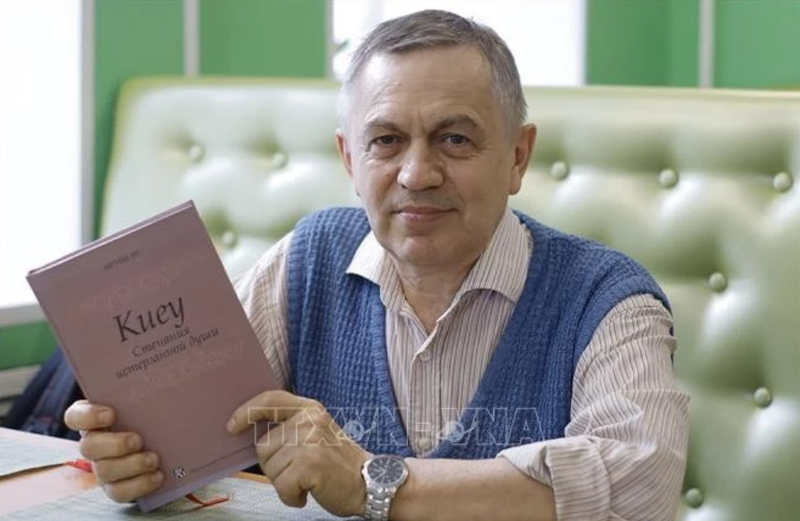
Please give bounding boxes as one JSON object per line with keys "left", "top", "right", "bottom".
{"left": 335, "top": 130, "right": 354, "bottom": 179}
{"left": 509, "top": 124, "right": 537, "bottom": 195}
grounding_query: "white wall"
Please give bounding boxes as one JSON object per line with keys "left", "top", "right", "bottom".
{"left": 0, "top": 0, "right": 86, "bottom": 325}
{"left": 332, "top": 0, "right": 586, "bottom": 86}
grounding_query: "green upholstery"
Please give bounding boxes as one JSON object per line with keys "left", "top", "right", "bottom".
{"left": 102, "top": 77, "right": 800, "bottom": 521}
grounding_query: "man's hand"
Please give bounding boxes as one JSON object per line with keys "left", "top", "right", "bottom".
{"left": 227, "top": 390, "right": 371, "bottom": 517}
{"left": 63, "top": 400, "right": 163, "bottom": 503}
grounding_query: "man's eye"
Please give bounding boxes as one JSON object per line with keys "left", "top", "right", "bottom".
{"left": 373, "top": 135, "right": 399, "bottom": 146}
{"left": 443, "top": 134, "right": 469, "bottom": 145}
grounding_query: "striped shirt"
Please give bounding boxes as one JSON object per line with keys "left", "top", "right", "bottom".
{"left": 234, "top": 208, "right": 690, "bottom": 521}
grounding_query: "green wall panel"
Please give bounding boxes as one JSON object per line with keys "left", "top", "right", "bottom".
{"left": 586, "top": 0, "right": 670, "bottom": 86}
{"left": 587, "top": 0, "right": 799, "bottom": 89}
{"left": 714, "top": 0, "right": 800, "bottom": 89}
{"left": 200, "top": 0, "right": 327, "bottom": 77}
{"left": 94, "top": 0, "right": 185, "bottom": 238}
{"left": 0, "top": 322, "right": 57, "bottom": 370}
{"left": 667, "top": 0, "right": 699, "bottom": 87}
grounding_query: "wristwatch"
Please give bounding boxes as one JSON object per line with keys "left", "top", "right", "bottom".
{"left": 361, "top": 455, "right": 409, "bottom": 521}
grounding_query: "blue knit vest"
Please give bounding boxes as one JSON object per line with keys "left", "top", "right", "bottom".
{"left": 286, "top": 207, "right": 669, "bottom": 459}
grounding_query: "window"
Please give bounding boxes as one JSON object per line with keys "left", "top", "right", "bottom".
{"left": 0, "top": 0, "right": 87, "bottom": 325}
{"left": 332, "top": 0, "right": 586, "bottom": 86}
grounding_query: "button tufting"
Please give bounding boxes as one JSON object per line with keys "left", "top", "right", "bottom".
{"left": 221, "top": 230, "right": 238, "bottom": 248}
{"left": 188, "top": 144, "right": 204, "bottom": 163}
{"left": 754, "top": 387, "right": 773, "bottom": 408}
{"left": 271, "top": 151, "right": 288, "bottom": 169}
{"left": 550, "top": 161, "right": 570, "bottom": 180}
{"left": 685, "top": 488, "right": 704, "bottom": 508}
{"left": 659, "top": 168, "right": 679, "bottom": 188}
{"left": 773, "top": 172, "right": 793, "bottom": 192}
{"left": 708, "top": 272, "right": 727, "bottom": 292}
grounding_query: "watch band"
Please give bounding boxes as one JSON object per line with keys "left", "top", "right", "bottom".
{"left": 363, "top": 487, "right": 393, "bottom": 521}
{"left": 362, "top": 455, "right": 408, "bottom": 521}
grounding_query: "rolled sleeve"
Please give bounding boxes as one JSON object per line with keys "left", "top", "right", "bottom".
{"left": 499, "top": 294, "right": 690, "bottom": 521}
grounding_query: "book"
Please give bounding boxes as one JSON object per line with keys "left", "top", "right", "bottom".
{"left": 26, "top": 200, "right": 279, "bottom": 512}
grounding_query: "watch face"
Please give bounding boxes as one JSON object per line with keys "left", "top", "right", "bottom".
{"left": 367, "top": 456, "right": 408, "bottom": 486}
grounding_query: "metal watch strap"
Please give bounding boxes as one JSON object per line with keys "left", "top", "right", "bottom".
{"left": 363, "top": 487, "right": 393, "bottom": 521}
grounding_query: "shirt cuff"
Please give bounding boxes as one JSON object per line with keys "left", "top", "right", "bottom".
{"left": 498, "top": 437, "right": 611, "bottom": 521}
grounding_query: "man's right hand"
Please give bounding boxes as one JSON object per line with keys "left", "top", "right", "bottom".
{"left": 63, "top": 400, "right": 164, "bottom": 503}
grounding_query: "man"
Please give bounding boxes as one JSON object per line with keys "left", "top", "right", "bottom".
{"left": 65, "top": 9, "right": 689, "bottom": 521}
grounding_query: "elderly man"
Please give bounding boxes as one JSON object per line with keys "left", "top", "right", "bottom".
{"left": 65, "top": 9, "right": 689, "bottom": 521}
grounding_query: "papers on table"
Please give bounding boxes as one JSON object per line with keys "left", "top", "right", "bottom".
{"left": 0, "top": 433, "right": 80, "bottom": 478}
{"left": 4, "top": 476, "right": 360, "bottom": 520}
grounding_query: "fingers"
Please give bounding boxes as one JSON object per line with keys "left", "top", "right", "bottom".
{"left": 259, "top": 441, "right": 293, "bottom": 481}
{"left": 272, "top": 469, "right": 309, "bottom": 508}
{"left": 257, "top": 427, "right": 309, "bottom": 507}
{"left": 254, "top": 406, "right": 335, "bottom": 464}
{"left": 93, "top": 451, "right": 160, "bottom": 484}
{"left": 252, "top": 406, "right": 371, "bottom": 517}
{"left": 63, "top": 399, "right": 164, "bottom": 504}
{"left": 80, "top": 430, "right": 142, "bottom": 460}
{"left": 101, "top": 470, "right": 165, "bottom": 504}
{"left": 228, "top": 390, "right": 321, "bottom": 434}
{"left": 64, "top": 400, "right": 115, "bottom": 431}
{"left": 255, "top": 418, "right": 298, "bottom": 465}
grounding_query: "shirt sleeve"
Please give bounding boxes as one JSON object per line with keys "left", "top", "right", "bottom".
{"left": 498, "top": 294, "right": 690, "bottom": 521}
{"left": 232, "top": 232, "right": 294, "bottom": 391}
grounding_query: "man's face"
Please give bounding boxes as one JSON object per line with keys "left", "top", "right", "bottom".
{"left": 336, "top": 45, "right": 535, "bottom": 271}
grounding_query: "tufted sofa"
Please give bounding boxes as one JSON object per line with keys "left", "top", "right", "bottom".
{"left": 102, "top": 77, "right": 800, "bottom": 521}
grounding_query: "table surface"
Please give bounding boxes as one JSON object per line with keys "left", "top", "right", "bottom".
{"left": 0, "top": 427, "right": 266, "bottom": 516}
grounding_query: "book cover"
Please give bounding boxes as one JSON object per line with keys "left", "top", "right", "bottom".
{"left": 26, "top": 200, "right": 278, "bottom": 512}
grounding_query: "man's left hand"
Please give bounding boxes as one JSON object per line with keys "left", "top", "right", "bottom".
{"left": 227, "top": 390, "right": 371, "bottom": 516}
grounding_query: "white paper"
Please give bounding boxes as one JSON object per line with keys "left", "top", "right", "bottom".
{"left": 4, "top": 477, "right": 360, "bottom": 520}
{"left": 0, "top": 433, "right": 80, "bottom": 478}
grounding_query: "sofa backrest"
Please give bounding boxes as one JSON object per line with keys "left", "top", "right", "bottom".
{"left": 102, "top": 77, "right": 800, "bottom": 521}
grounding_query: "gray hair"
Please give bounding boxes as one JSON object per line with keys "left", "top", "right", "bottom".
{"left": 338, "top": 9, "right": 527, "bottom": 138}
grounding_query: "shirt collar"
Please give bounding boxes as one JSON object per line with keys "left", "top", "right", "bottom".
{"left": 346, "top": 208, "right": 532, "bottom": 308}
{"left": 456, "top": 208, "right": 531, "bottom": 302}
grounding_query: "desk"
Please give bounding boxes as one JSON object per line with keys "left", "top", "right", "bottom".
{"left": 0, "top": 427, "right": 267, "bottom": 516}
{"left": 0, "top": 427, "right": 94, "bottom": 515}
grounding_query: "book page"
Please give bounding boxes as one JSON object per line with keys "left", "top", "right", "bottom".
{"left": 4, "top": 477, "right": 360, "bottom": 520}
{"left": 0, "top": 434, "right": 79, "bottom": 478}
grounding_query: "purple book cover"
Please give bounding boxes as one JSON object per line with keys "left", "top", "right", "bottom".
{"left": 26, "top": 200, "right": 278, "bottom": 512}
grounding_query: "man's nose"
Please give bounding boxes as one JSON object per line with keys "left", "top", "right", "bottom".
{"left": 397, "top": 143, "right": 444, "bottom": 191}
